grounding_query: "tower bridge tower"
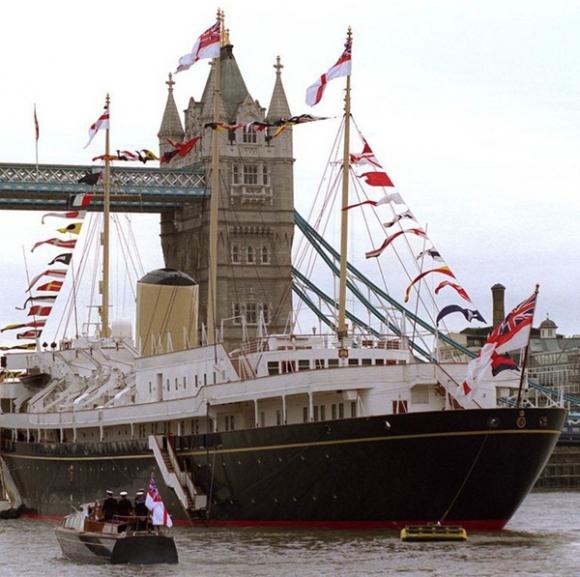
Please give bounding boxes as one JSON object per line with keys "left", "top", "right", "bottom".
{"left": 158, "top": 43, "right": 294, "bottom": 351}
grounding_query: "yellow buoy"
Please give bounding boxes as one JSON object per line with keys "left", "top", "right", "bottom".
{"left": 400, "top": 524, "right": 467, "bottom": 542}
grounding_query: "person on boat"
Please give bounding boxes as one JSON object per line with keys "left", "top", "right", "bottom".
{"left": 117, "top": 490, "right": 133, "bottom": 518}
{"left": 102, "top": 490, "right": 118, "bottom": 522}
{"left": 134, "top": 489, "right": 148, "bottom": 530}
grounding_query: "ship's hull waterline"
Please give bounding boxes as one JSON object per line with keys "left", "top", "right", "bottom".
{"left": 2, "top": 407, "right": 565, "bottom": 530}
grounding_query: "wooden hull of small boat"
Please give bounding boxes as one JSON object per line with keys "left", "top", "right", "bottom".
{"left": 54, "top": 527, "right": 178, "bottom": 564}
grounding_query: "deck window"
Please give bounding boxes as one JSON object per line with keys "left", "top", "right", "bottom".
{"left": 268, "top": 361, "right": 279, "bottom": 376}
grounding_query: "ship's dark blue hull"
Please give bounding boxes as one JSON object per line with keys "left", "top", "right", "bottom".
{"left": 1, "top": 407, "right": 566, "bottom": 530}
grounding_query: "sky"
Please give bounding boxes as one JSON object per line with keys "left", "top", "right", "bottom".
{"left": 0, "top": 0, "right": 579, "bottom": 345}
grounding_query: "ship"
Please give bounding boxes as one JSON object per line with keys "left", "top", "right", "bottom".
{"left": 0, "top": 18, "right": 566, "bottom": 530}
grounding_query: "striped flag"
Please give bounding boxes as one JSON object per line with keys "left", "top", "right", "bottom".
{"left": 17, "top": 330, "right": 42, "bottom": 339}
{"left": 306, "top": 34, "right": 352, "bottom": 106}
{"left": 26, "top": 269, "right": 67, "bottom": 292}
{"left": 84, "top": 100, "right": 110, "bottom": 149}
{"left": 27, "top": 306, "right": 52, "bottom": 317}
{"left": 31, "top": 238, "right": 77, "bottom": 253}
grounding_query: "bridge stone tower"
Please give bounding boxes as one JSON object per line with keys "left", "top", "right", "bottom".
{"left": 158, "top": 44, "right": 294, "bottom": 351}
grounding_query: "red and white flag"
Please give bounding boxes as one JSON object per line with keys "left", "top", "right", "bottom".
{"left": 84, "top": 101, "right": 110, "bottom": 149}
{"left": 72, "top": 193, "right": 93, "bottom": 208}
{"left": 26, "top": 269, "right": 67, "bottom": 292}
{"left": 28, "top": 305, "right": 52, "bottom": 317}
{"left": 17, "top": 329, "right": 42, "bottom": 340}
{"left": 41, "top": 211, "right": 85, "bottom": 225}
{"left": 176, "top": 21, "right": 221, "bottom": 73}
{"left": 365, "top": 228, "right": 428, "bottom": 259}
{"left": 145, "top": 478, "right": 173, "bottom": 527}
{"left": 306, "top": 36, "right": 352, "bottom": 106}
{"left": 350, "top": 140, "right": 382, "bottom": 168}
{"left": 31, "top": 238, "right": 77, "bottom": 253}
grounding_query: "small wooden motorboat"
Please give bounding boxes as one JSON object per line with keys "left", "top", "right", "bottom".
{"left": 54, "top": 507, "right": 178, "bottom": 564}
{"left": 400, "top": 524, "right": 467, "bottom": 542}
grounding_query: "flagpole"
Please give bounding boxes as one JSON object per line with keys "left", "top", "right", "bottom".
{"left": 101, "top": 94, "right": 111, "bottom": 338}
{"left": 34, "top": 103, "right": 39, "bottom": 176}
{"left": 207, "top": 8, "right": 223, "bottom": 347}
{"left": 516, "top": 283, "right": 540, "bottom": 407}
{"left": 337, "top": 27, "right": 352, "bottom": 344}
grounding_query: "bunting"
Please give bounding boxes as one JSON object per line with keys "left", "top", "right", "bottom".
{"left": 48, "top": 253, "right": 73, "bottom": 266}
{"left": 36, "top": 280, "right": 63, "bottom": 292}
{"left": 116, "top": 150, "right": 139, "bottom": 161}
{"left": 0, "top": 343, "right": 36, "bottom": 351}
{"left": 365, "top": 228, "right": 427, "bottom": 259}
{"left": 71, "top": 193, "right": 93, "bottom": 208}
{"left": 77, "top": 172, "right": 101, "bottom": 186}
{"left": 17, "top": 330, "right": 42, "bottom": 340}
{"left": 92, "top": 154, "right": 117, "bottom": 162}
{"left": 343, "top": 192, "right": 404, "bottom": 212}
{"left": 137, "top": 149, "right": 159, "bottom": 163}
{"left": 26, "top": 269, "right": 67, "bottom": 292}
{"left": 161, "top": 136, "right": 202, "bottom": 165}
{"left": 383, "top": 210, "right": 414, "bottom": 229}
{"left": 436, "top": 304, "right": 486, "bottom": 325}
{"left": 28, "top": 306, "right": 52, "bottom": 317}
{"left": 404, "top": 266, "right": 455, "bottom": 303}
{"left": 416, "top": 248, "right": 443, "bottom": 262}
{"left": 16, "top": 295, "right": 57, "bottom": 311}
{"left": 31, "top": 239, "right": 77, "bottom": 253}
{"left": 41, "top": 211, "right": 84, "bottom": 224}
{"left": 1, "top": 320, "right": 46, "bottom": 333}
{"left": 350, "top": 140, "right": 382, "bottom": 168}
{"left": 434, "top": 280, "right": 471, "bottom": 302}
{"left": 57, "top": 222, "right": 82, "bottom": 235}
{"left": 358, "top": 171, "right": 394, "bottom": 187}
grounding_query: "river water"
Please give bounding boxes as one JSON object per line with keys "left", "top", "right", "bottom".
{"left": 1, "top": 491, "right": 579, "bottom": 577}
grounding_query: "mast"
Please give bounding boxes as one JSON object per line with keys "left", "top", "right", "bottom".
{"left": 206, "top": 9, "right": 224, "bottom": 346}
{"left": 337, "top": 27, "right": 352, "bottom": 341}
{"left": 101, "top": 93, "right": 111, "bottom": 338}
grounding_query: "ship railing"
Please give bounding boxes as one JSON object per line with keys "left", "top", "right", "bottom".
{"left": 236, "top": 333, "right": 404, "bottom": 356}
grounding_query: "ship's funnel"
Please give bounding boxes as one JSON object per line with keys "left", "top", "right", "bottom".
{"left": 136, "top": 268, "right": 198, "bottom": 356}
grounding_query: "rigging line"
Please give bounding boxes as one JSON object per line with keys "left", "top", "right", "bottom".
{"left": 56, "top": 213, "right": 100, "bottom": 340}
{"left": 124, "top": 214, "right": 145, "bottom": 277}
{"left": 438, "top": 433, "right": 489, "bottom": 525}
{"left": 20, "top": 245, "right": 39, "bottom": 347}
{"left": 114, "top": 214, "right": 142, "bottom": 284}
{"left": 350, "top": 114, "right": 454, "bottom": 335}
{"left": 295, "top": 211, "right": 475, "bottom": 358}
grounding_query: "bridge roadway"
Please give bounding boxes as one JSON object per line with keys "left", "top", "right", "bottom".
{"left": 0, "top": 162, "right": 207, "bottom": 212}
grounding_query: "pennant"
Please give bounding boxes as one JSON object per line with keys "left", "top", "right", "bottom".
{"left": 161, "top": 136, "right": 201, "bottom": 164}
{"left": 41, "top": 211, "right": 84, "bottom": 225}
{"left": 306, "top": 35, "right": 352, "bottom": 106}
{"left": 28, "top": 306, "right": 52, "bottom": 317}
{"left": 57, "top": 222, "right": 82, "bottom": 235}
{"left": 0, "top": 343, "right": 36, "bottom": 351}
{"left": 31, "top": 238, "right": 77, "bottom": 253}
{"left": 176, "top": 20, "right": 221, "bottom": 73}
{"left": 1, "top": 320, "right": 46, "bottom": 333}
{"left": 137, "top": 149, "right": 159, "bottom": 163}
{"left": 160, "top": 149, "right": 179, "bottom": 165}
{"left": 350, "top": 139, "right": 382, "bottom": 168}
{"left": 16, "top": 295, "right": 57, "bottom": 311}
{"left": 272, "top": 115, "right": 331, "bottom": 137}
{"left": 26, "top": 269, "right": 67, "bottom": 292}
{"left": 416, "top": 248, "right": 443, "bottom": 262}
{"left": 116, "top": 150, "right": 139, "bottom": 161}
{"left": 48, "top": 253, "right": 73, "bottom": 266}
{"left": 342, "top": 193, "right": 403, "bottom": 212}
{"left": 34, "top": 104, "right": 39, "bottom": 142}
{"left": 17, "top": 330, "right": 42, "bottom": 340}
{"left": 72, "top": 193, "right": 93, "bottom": 208}
{"left": 383, "top": 210, "right": 414, "bottom": 228}
{"left": 365, "top": 228, "right": 427, "bottom": 259}
{"left": 36, "top": 280, "right": 63, "bottom": 292}
{"left": 92, "top": 154, "right": 116, "bottom": 162}
{"left": 77, "top": 172, "right": 101, "bottom": 186}
{"left": 404, "top": 266, "right": 455, "bottom": 302}
{"left": 84, "top": 100, "right": 110, "bottom": 149}
{"left": 434, "top": 280, "right": 472, "bottom": 302}
{"left": 436, "top": 304, "right": 486, "bottom": 325}
{"left": 359, "top": 171, "right": 394, "bottom": 187}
